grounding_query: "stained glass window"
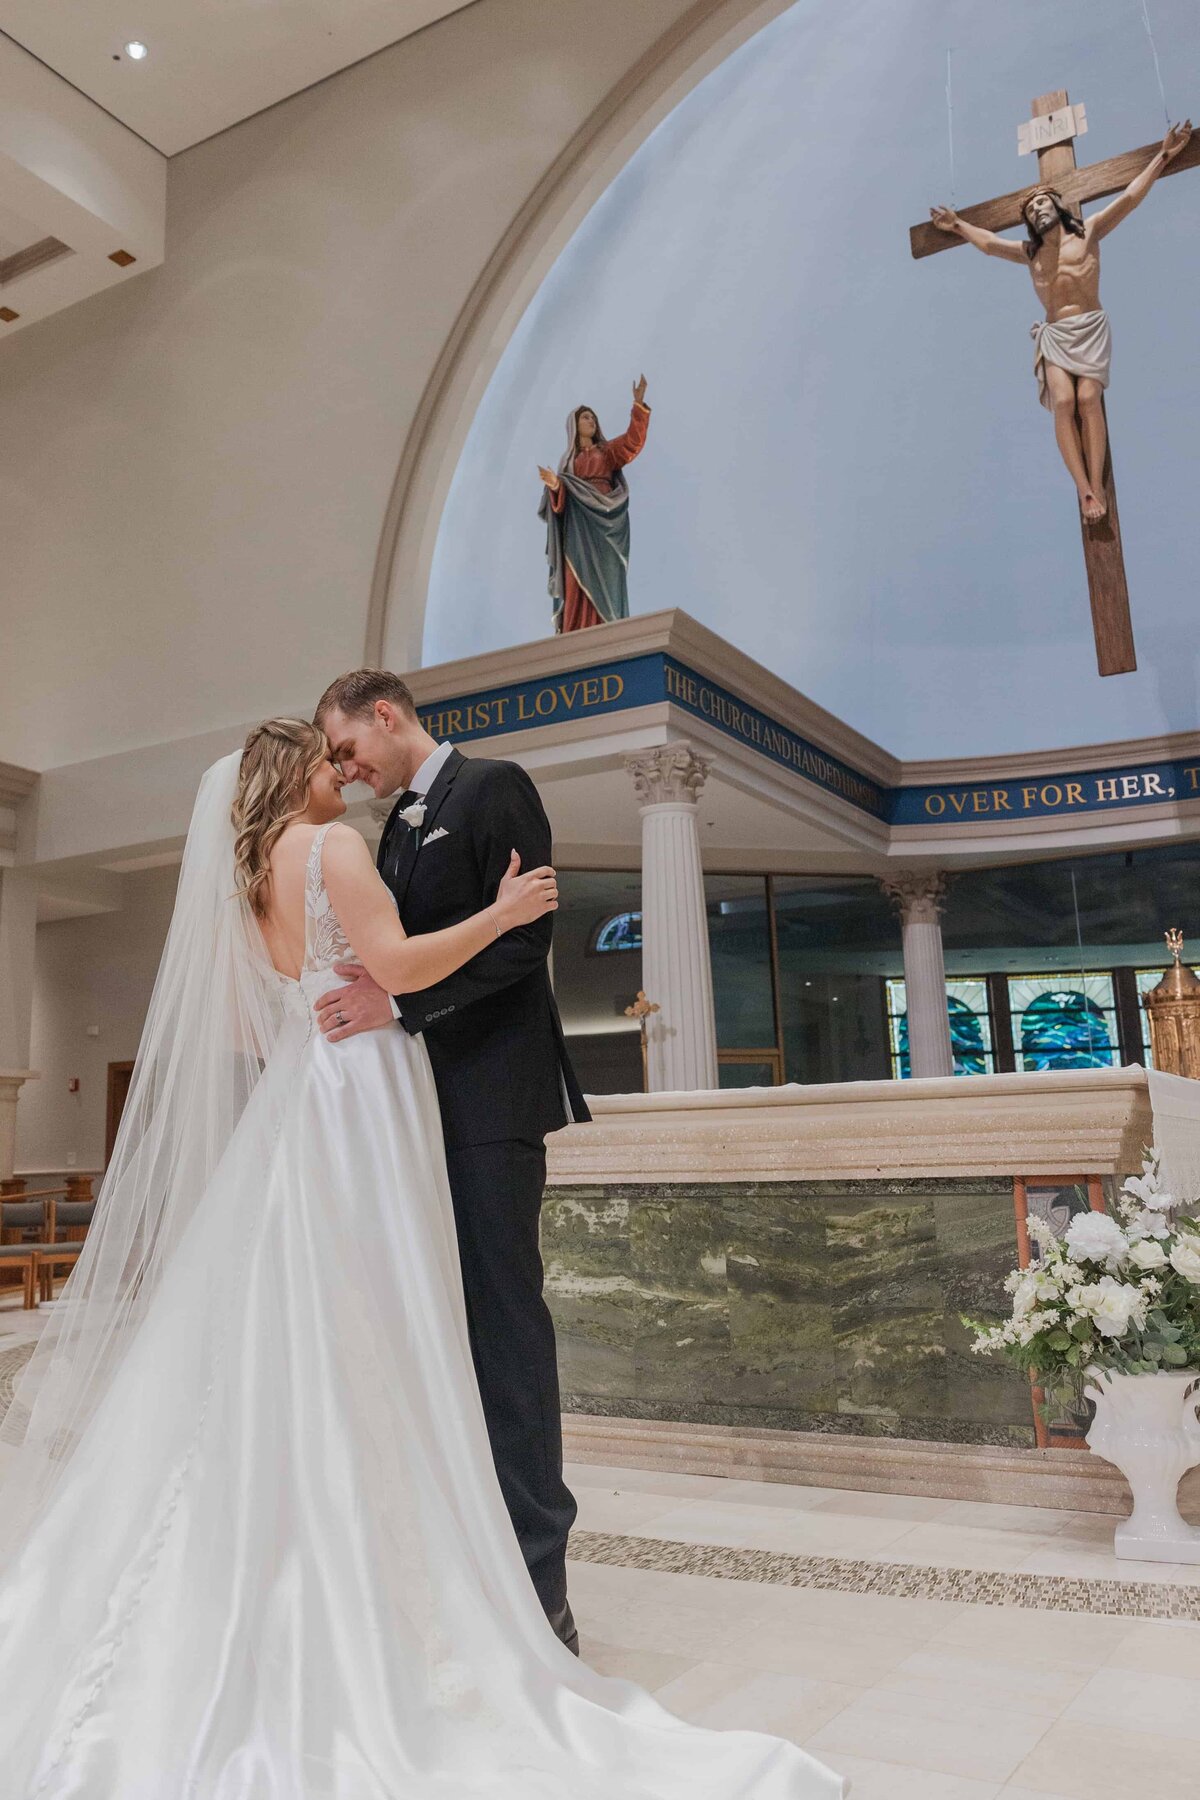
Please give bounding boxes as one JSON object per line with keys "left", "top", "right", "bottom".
{"left": 885, "top": 978, "right": 994, "bottom": 1079}
{"left": 1007, "top": 973, "right": 1117, "bottom": 1071}
{"left": 591, "top": 911, "right": 642, "bottom": 954}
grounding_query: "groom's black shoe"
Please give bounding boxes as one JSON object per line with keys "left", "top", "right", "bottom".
{"left": 548, "top": 1601, "right": 580, "bottom": 1657}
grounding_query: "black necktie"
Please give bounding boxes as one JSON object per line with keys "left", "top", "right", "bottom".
{"left": 382, "top": 791, "right": 421, "bottom": 885}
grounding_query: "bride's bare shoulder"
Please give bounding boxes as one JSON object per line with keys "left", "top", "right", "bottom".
{"left": 320, "top": 822, "right": 375, "bottom": 877}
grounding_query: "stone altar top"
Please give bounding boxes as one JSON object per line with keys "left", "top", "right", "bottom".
{"left": 548, "top": 1066, "right": 1152, "bottom": 1185}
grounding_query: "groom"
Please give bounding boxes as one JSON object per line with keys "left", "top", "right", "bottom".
{"left": 313, "top": 669, "right": 588, "bottom": 1653}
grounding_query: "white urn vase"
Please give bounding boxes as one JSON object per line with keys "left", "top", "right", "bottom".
{"left": 1085, "top": 1369, "right": 1200, "bottom": 1563}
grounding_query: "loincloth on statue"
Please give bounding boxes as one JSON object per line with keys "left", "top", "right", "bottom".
{"left": 1031, "top": 308, "right": 1111, "bottom": 410}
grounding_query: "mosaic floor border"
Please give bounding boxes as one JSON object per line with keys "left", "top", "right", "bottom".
{"left": 568, "top": 1528, "right": 1200, "bottom": 1619}
{"left": 0, "top": 1342, "right": 33, "bottom": 1410}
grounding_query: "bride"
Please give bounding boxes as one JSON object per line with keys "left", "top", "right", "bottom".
{"left": 0, "top": 720, "right": 844, "bottom": 1799}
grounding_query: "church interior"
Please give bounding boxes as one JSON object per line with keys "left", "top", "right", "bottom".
{"left": 3, "top": 2, "right": 1200, "bottom": 1794}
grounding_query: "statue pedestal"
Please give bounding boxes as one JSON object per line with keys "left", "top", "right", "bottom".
{"left": 0, "top": 1070, "right": 38, "bottom": 1185}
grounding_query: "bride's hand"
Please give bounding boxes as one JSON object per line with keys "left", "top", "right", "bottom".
{"left": 493, "top": 850, "right": 559, "bottom": 930}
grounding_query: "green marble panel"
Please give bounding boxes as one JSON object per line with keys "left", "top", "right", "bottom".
{"left": 542, "top": 1185, "right": 637, "bottom": 1400}
{"left": 543, "top": 1176, "right": 1036, "bottom": 1446}
{"left": 934, "top": 1185, "right": 1033, "bottom": 1429}
{"left": 725, "top": 1185, "right": 836, "bottom": 1411}
{"left": 630, "top": 1189, "right": 730, "bottom": 1405}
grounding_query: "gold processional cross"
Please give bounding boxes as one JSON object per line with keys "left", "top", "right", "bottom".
{"left": 910, "top": 89, "right": 1200, "bottom": 678}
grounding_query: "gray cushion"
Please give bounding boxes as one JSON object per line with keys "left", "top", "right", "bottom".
{"left": 1, "top": 1203, "right": 45, "bottom": 1228}
{"left": 55, "top": 1202, "right": 95, "bottom": 1227}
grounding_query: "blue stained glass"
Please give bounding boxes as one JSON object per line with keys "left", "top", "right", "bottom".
{"left": 593, "top": 911, "right": 643, "bottom": 953}
{"left": 895, "top": 993, "right": 988, "bottom": 1079}
{"left": 1019, "top": 990, "right": 1113, "bottom": 1070}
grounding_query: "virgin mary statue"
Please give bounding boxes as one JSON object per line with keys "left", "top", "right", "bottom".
{"left": 538, "top": 375, "right": 650, "bottom": 633}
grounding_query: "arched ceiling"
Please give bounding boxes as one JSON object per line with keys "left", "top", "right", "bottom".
{"left": 426, "top": 0, "right": 1200, "bottom": 758}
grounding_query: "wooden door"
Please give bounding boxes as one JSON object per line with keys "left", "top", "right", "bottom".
{"left": 105, "top": 1061, "right": 135, "bottom": 1166}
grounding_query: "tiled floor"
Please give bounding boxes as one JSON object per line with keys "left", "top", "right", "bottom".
{"left": 566, "top": 1461, "right": 1200, "bottom": 1799}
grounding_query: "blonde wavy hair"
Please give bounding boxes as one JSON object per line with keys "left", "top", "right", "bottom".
{"left": 232, "top": 718, "right": 330, "bottom": 918}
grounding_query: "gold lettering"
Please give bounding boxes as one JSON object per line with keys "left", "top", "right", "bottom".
{"left": 992, "top": 789, "right": 1012, "bottom": 812}
{"left": 535, "top": 688, "right": 557, "bottom": 717}
{"left": 1021, "top": 785, "right": 1039, "bottom": 809}
{"left": 517, "top": 694, "right": 533, "bottom": 721}
{"left": 601, "top": 674, "right": 624, "bottom": 704}
{"left": 970, "top": 791, "right": 989, "bottom": 813}
{"left": 581, "top": 677, "right": 601, "bottom": 707}
{"left": 492, "top": 696, "right": 510, "bottom": 725}
{"left": 1065, "top": 781, "right": 1085, "bottom": 806}
{"left": 1095, "top": 777, "right": 1118, "bottom": 801}
{"left": 557, "top": 681, "right": 583, "bottom": 711}
{"left": 948, "top": 793, "right": 968, "bottom": 815}
{"left": 1041, "top": 784, "right": 1062, "bottom": 808}
{"left": 1185, "top": 766, "right": 1200, "bottom": 792}
{"left": 924, "top": 794, "right": 946, "bottom": 816}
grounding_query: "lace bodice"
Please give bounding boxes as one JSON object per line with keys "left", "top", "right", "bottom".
{"left": 303, "top": 823, "right": 355, "bottom": 975}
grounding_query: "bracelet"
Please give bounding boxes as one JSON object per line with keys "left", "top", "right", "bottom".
{"left": 488, "top": 908, "right": 502, "bottom": 939}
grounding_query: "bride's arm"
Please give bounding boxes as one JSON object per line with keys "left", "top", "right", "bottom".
{"left": 321, "top": 823, "right": 556, "bottom": 994}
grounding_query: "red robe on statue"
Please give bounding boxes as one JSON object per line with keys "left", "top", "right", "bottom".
{"left": 550, "top": 402, "right": 650, "bottom": 632}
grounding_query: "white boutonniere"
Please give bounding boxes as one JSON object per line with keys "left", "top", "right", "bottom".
{"left": 397, "top": 800, "right": 427, "bottom": 830}
{"left": 420, "top": 826, "right": 450, "bottom": 849}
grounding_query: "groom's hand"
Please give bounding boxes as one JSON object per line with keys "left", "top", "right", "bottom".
{"left": 314, "top": 963, "right": 395, "bottom": 1042}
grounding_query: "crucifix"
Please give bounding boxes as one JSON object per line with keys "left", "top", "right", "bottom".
{"left": 910, "top": 90, "right": 1196, "bottom": 677}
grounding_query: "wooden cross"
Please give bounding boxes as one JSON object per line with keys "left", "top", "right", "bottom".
{"left": 911, "top": 90, "right": 1200, "bottom": 678}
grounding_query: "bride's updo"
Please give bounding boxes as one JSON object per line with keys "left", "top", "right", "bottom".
{"left": 233, "top": 718, "right": 329, "bottom": 917}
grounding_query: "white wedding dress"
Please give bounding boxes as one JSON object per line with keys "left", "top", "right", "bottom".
{"left": 0, "top": 807, "right": 844, "bottom": 1799}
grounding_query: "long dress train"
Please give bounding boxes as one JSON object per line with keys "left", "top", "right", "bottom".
{"left": 0, "top": 824, "right": 844, "bottom": 1798}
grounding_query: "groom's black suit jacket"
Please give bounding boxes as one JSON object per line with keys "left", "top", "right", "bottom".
{"left": 376, "top": 748, "right": 590, "bottom": 1148}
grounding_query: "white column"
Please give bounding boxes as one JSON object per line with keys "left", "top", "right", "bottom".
{"left": 624, "top": 744, "right": 718, "bottom": 1093}
{"left": 881, "top": 871, "right": 953, "bottom": 1079}
{"left": 0, "top": 866, "right": 39, "bottom": 1180}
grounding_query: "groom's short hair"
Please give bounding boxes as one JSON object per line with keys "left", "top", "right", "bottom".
{"left": 314, "top": 669, "right": 417, "bottom": 726}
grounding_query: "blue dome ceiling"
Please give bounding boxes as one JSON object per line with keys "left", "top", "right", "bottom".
{"left": 427, "top": 0, "right": 1200, "bottom": 758}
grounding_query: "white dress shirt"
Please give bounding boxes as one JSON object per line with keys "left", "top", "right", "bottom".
{"left": 405, "top": 739, "right": 454, "bottom": 798}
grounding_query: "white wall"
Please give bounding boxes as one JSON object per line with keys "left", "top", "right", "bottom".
{"left": 19, "top": 867, "right": 178, "bottom": 1172}
{"left": 0, "top": 0, "right": 705, "bottom": 774}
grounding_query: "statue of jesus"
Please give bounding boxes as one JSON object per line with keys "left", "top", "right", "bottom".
{"left": 930, "top": 120, "right": 1191, "bottom": 524}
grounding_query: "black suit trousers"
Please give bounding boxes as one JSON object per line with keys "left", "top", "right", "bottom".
{"left": 442, "top": 1135, "right": 578, "bottom": 1618}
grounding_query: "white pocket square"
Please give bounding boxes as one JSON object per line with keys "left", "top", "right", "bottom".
{"left": 420, "top": 826, "right": 450, "bottom": 848}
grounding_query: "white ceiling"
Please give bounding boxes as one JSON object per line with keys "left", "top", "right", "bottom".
{"left": 0, "top": 0, "right": 478, "bottom": 155}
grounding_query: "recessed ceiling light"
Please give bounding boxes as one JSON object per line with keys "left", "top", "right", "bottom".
{"left": 124, "top": 41, "right": 148, "bottom": 60}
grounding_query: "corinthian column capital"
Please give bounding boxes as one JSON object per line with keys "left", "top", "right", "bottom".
{"left": 624, "top": 743, "right": 711, "bottom": 808}
{"left": 880, "top": 870, "right": 950, "bottom": 926}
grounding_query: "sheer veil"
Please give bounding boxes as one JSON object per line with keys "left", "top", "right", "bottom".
{"left": 0, "top": 751, "right": 286, "bottom": 1540}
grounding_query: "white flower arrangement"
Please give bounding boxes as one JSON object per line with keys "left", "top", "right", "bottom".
{"left": 968, "top": 1151, "right": 1200, "bottom": 1404}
